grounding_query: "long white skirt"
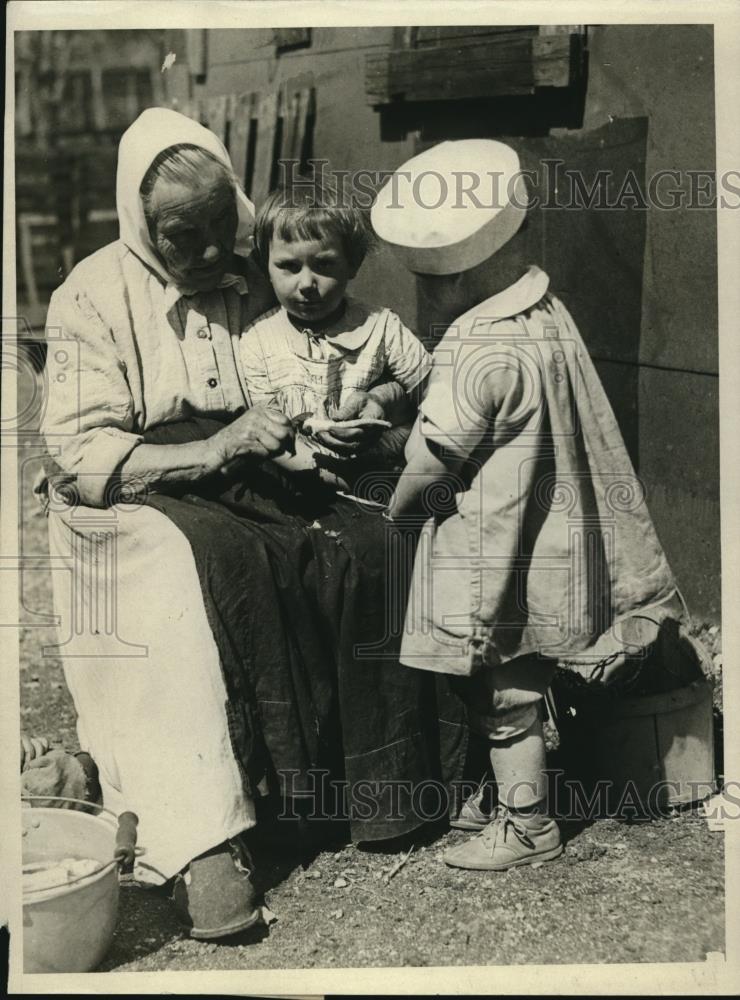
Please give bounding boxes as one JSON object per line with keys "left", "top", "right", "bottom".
{"left": 46, "top": 500, "right": 255, "bottom": 883}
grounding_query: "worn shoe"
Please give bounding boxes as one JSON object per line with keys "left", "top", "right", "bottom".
{"left": 450, "top": 782, "right": 495, "bottom": 831}
{"left": 172, "top": 837, "right": 263, "bottom": 940}
{"left": 444, "top": 806, "right": 563, "bottom": 871}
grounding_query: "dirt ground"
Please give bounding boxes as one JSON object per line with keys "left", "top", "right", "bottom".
{"left": 16, "top": 363, "right": 726, "bottom": 971}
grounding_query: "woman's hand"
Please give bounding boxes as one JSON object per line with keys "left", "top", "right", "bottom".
{"left": 214, "top": 406, "right": 295, "bottom": 465}
{"left": 20, "top": 735, "right": 49, "bottom": 772}
{"left": 313, "top": 391, "right": 387, "bottom": 456}
{"left": 21, "top": 750, "right": 88, "bottom": 806}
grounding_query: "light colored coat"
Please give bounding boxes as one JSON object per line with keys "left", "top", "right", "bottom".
{"left": 400, "top": 266, "right": 677, "bottom": 675}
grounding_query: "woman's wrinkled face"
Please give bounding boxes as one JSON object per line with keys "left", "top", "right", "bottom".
{"left": 146, "top": 167, "right": 238, "bottom": 291}
{"left": 267, "top": 232, "right": 355, "bottom": 327}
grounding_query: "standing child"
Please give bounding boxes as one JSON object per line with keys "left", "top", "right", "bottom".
{"left": 372, "top": 140, "right": 680, "bottom": 870}
{"left": 240, "top": 175, "right": 432, "bottom": 487}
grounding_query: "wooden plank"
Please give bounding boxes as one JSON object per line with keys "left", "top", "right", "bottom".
{"left": 273, "top": 28, "right": 311, "bottom": 51}
{"left": 150, "top": 64, "right": 166, "bottom": 105}
{"left": 367, "top": 39, "right": 532, "bottom": 88}
{"left": 16, "top": 68, "right": 33, "bottom": 137}
{"left": 533, "top": 33, "right": 577, "bottom": 88}
{"left": 193, "top": 95, "right": 209, "bottom": 126}
{"left": 207, "top": 94, "right": 229, "bottom": 144}
{"left": 278, "top": 87, "right": 299, "bottom": 171}
{"left": 366, "top": 29, "right": 583, "bottom": 105}
{"left": 18, "top": 214, "right": 58, "bottom": 308}
{"left": 414, "top": 25, "right": 536, "bottom": 47}
{"left": 90, "top": 65, "right": 107, "bottom": 131}
{"left": 57, "top": 71, "right": 92, "bottom": 132}
{"left": 185, "top": 28, "right": 208, "bottom": 81}
{"left": 365, "top": 38, "right": 536, "bottom": 89}
{"left": 222, "top": 93, "right": 234, "bottom": 152}
{"left": 365, "top": 34, "right": 535, "bottom": 80}
{"left": 228, "top": 93, "right": 255, "bottom": 189}
{"left": 197, "top": 97, "right": 209, "bottom": 125}
{"left": 294, "top": 88, "right": 313, "bottom": 166}
{"left": 366, "top": 37, "right": 536, "bottom": 104}
{"left": 278, "top": 86, "right": 313, "bottom": 171}
{"left": 391, "top": 26, "right": 417, "bottom": 49}
{"left": 18, "top": 216, "right": 41, "bottom": 308}
{"left": 250, "top": 90, "right": 280, "bottom": 204}
{"left": 124, "top": 71, "right": 139, "bottom": 126}
{"left": 538, "top": 24, "right": 585, "bottom": 37}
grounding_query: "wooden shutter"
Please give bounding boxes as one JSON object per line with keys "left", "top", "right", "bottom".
{"left": 366, "top": 25, "right": 586, "bottom": 105}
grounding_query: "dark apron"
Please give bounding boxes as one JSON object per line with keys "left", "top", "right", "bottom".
{"left": 145, "top": 456, "right": 469, "bottom": 842}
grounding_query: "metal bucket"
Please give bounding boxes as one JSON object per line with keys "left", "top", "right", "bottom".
{"left": 22, "top": 797, "right": 140, "bottom": 973}
{"left": 556, "top": 677, "right": 715, "bottom": 814}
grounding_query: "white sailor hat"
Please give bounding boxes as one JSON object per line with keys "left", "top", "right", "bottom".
{"left": 371, "top": 139, "right": 528, "bottom": 275}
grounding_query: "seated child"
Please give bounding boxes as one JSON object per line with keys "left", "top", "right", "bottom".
{"left": 240, "top": 175, "right": 433, "bottom": 492}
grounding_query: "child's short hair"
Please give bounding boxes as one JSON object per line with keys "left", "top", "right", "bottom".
{"left": 254, "top": 174, "right": 374, "bottom": 272}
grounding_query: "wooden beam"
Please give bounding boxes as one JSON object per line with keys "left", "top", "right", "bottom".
{"left": 185, "top": 28, "right": 208, "bottom": 82}
{"left": 191, "top": 94, "right": 208, "bottom": 126}
{"left": 365, "top": 28, "right": 585, "bottom": 106}
{"left": 278, "top": 86, "right": 313, "bottom": 171}
{"left": 228, "top": 93, "right": 255, "bottom": 189}
{"left": 413, "top": 26, "right": 536, "bottom": 47}
{"left": 533, "top": 33, "right": 579, "bottom": 88}
{"left": 366, "top": 36, "right": 535, "bottom": 104}
{"left": 250, "top": 91, "right": 280, "bottom": 204}
{"left": 16, "top": 68, "right": 33, "bottom": 137}
{"left": 273, "top": 28, "right": 311, "bottom": 52}
{"left": 90, "top": 65, "right": 107, "bottom": 131}
{"left": 207, "top": 94, "right": 229, "bottom": 144}
{"left": 150, "top": 64, "right": 166, "bottom": 105}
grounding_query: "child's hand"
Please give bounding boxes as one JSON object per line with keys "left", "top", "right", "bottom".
{"left": 335, "top": 390, "right": 386, "bottom": 423}
{"left": 20, "top": 735, "right": 49, "bottom": 772}
{"left": 313, "top": 392, "right": 387, "bottom": 455}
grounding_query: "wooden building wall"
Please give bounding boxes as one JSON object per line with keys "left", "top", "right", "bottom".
{"left": 162, "top": 24, "right": 719, "bottom": 620}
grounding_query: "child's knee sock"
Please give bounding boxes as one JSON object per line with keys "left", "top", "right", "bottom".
{"left": 489, "top": 713, "right": 548, "bottom": 813}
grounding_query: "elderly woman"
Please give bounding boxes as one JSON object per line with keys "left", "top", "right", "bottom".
{"left": 35, "top": 109, "right": 466, "bottom": 940}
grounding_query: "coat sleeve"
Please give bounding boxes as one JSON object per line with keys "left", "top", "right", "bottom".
{"left": 41, "top": 280, "right": 144, "bottom": 507}
{"left": 418, "top": 322, "right": 543, "bottom": 461}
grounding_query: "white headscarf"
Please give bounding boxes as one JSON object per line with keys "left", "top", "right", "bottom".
{"left": 116, "top": 107, "right": 255, "bottom": 287}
